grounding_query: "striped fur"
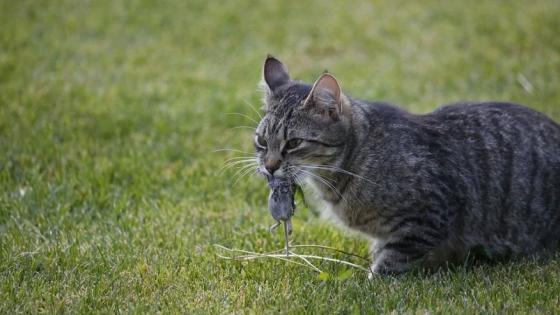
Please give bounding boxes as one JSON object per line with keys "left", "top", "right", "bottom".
{"left": 255, "top": 57, "right": 560, "bottom": 275}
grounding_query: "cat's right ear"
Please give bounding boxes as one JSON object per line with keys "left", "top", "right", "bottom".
{"left": 262, "top": 55, "right": 290, "bottom": 92}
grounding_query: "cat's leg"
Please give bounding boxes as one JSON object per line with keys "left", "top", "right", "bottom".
{"left": 368, "top": 234, "right": 435, "bottom": 277}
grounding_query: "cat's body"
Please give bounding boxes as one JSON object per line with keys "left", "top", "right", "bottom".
{"left": 255, "top": 56, "right": 560, "bottom": 274}
{"left": 307, "top": 100, "right": 560, "bottom": 273}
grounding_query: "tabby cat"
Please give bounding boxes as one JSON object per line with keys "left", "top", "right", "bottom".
{"left": 254, "top": 56, "right": 560, "bottom": 275}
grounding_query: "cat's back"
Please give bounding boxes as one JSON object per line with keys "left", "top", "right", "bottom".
{"left": 424, "top": 102, "right": 560, "bottom": 151}
{"left": 430, "top": 101, "right": 560, "bottom": 136}
{"left": 424, "top": 101, "right": 560, "bottom": 194}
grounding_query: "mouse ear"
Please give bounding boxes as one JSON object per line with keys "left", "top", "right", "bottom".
{"left": 263, "top": 55, "right": 290, "bottom": 92}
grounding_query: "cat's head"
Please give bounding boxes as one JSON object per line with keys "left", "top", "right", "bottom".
{"left": 255, "top": 56, "right": 352, "bottom": 185}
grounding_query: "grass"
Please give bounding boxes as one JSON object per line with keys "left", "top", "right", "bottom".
{"left": 1, "top": 0, "right": 560, "bottom": 313}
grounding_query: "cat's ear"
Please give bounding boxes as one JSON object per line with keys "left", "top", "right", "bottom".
{"left": 304, "top": 73, "right": 346, "bottom": 118}
{"left": 262, "top": 55, "right": 291, "bottom": 92}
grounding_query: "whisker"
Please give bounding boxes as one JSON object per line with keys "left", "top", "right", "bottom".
{"left": 222, "top": 160, "right": 257, "bottom": 168}
{"left": 298, "top": 169, "right": 348, "bottom": 204}
{"left": 231, "top": 163, "right": 258, "bottom": 179}
{"left": 223, "top": 156, "right": 256, "bottom": 162}
{"left": 219, "top": 159, "right": 257, "bottom": 174}
{"left": 212, "top": 148, "right": 253, "bottom": 154}
{"left": 233, "top": 167, "right": 258, "bottom": 185}
{"left": 299, "top": 164, "right": 368, "bottom": 206}
{"left": 293, "top": 173, "right": 305, "bottom": 188}
{"left": 231, "top": 160, "right": 258, "bottom": 173}
{"left": 299, "top": 164, "right": 378, "bottom": 186}
{"left": 297, "top": 166, "right": 356, "bottom": 209}
{"left": 222, "top": 157, "right": 256, "bottom": 164}
{"left": 243, "top": 99, "right": 263, "bottom": 120}
{"left": 230, "top": 126, "right": 257, "bottom": 131}
{"left": 225, "top": 112, "right": 259, "bottom": 126}
{"left": 221, "top": 156, "right": 256, "bottom": 167}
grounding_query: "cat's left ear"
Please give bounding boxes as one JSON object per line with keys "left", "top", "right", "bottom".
{"left": 304, "top": 73, "right": 348, "bottom": 118}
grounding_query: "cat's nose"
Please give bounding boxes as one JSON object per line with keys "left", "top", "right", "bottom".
{"left": 264, "top": 158, "right": 282, "bottom": 176}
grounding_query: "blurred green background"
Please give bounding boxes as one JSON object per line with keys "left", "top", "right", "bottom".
{"left": 1, "top": 0, "right": 559, "bottom": 313}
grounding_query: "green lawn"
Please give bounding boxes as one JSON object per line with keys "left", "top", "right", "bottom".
{"left": 1, "top": 0, "right": 560, "bottom": 313}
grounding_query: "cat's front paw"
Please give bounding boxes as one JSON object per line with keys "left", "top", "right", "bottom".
{"left": 366, "top": 262, "right": 393, "bottom": 279}
{"left": 367, "top": 266, "right": 376, "bottom": 280}
{"left": 368, "top": 254, "right": 411, "bottom": 277}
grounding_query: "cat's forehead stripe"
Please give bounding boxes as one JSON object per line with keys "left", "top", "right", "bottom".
{"left": 266, "top": 107, "right": 296, "bottom": 140}
{"left": 282, "top": 107, "right": 295, "bottom": 140}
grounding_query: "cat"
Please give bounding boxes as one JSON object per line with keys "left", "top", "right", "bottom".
{"left": 254, "top": 56, "right": 560, "bottom": 275}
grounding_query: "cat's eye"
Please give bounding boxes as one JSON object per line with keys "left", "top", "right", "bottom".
{"left": 255, "top": 135, "right": 267, "bottom": 148}
{"left": 285, "top": 139, "right": 303, "bottom": 150}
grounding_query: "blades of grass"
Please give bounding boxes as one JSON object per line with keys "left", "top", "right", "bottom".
{"left": 283, "top": 220, "right": 289, "bottom": 257}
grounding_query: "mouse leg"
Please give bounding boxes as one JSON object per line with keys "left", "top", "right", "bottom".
{"left": 269, "top": 220, "right": 281, "bottom": 232}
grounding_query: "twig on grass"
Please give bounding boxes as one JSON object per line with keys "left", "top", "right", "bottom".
{"left": 214, "top": 243, "right": 371, "bottom": 274}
